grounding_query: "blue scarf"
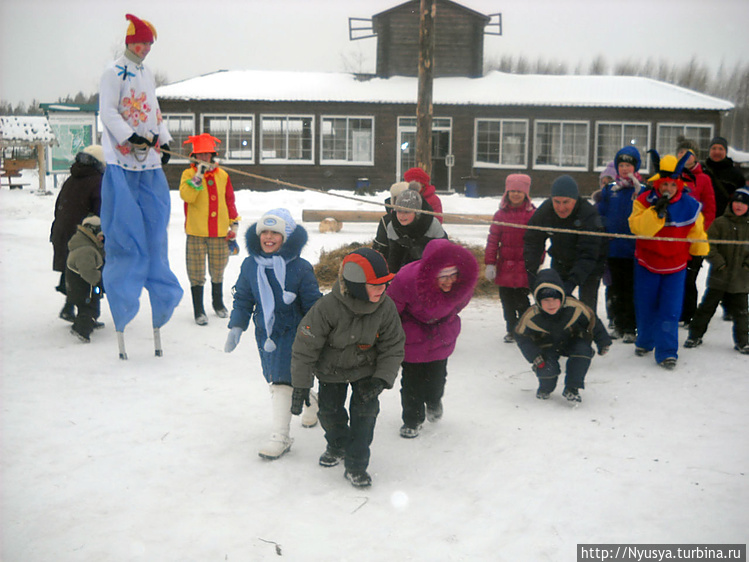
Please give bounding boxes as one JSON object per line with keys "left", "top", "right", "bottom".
{"left": 254, "top": 254, "right": 297, "bottom": 352}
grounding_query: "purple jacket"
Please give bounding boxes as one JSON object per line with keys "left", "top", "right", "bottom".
{"left": 484, "top": 194, "right": 536, "bottom": 288}
{"left": 387, "top": 239, "right": 479, "bottom": 363}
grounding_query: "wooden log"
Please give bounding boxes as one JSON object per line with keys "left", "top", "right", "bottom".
{"left": 302, "top": 209, "right": 493, "bottom": 225}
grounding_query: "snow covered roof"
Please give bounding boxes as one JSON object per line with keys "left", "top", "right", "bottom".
{"left": 0, "top": 116, "right": 57, "bottom": 145}
{"left": 157, "top": 70, "right": 734, "bottom": 111}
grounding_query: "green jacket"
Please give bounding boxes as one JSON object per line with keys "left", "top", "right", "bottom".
{"left": 291, "top": 280, "right": 405, "bottom": 389}
{"left": 706, "top": 207, "right": 749, "bottom": 294}
{"left": 66, "top": 225, "right": 105, "bottom": 287}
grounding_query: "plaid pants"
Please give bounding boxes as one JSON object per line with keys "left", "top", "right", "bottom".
{"left": 186, "top": 235, "right": 230, "bottom": 286}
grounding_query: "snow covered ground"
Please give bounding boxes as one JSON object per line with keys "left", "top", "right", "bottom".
{"left": 1, "top": 172, "right": 747, "bottom": 561}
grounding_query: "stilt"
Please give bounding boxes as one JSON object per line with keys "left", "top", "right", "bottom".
{"left": 154, "top": 327, "right": 163, "bottom": 357}
{"left": 117, "top": 331, "right": 128, "bottom": 360}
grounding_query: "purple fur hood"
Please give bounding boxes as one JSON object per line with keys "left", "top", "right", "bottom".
{"left": 387, "top": 239, "right": 479, "bottom": 362}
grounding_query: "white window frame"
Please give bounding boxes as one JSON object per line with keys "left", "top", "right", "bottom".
{"left": 533, "top": 120, "right": 589, "bottom": 171}
{"left": 594, "top": 121, "right": 651, "bottom": 173}
{"left": 201, "top": 114, "right": 255, "bottom": 164}
{"left": 473, "top": 118, "right": 529, "bottom": 169}
{"left": 161, "top": 113, "right": 195, "bottom": 163}
{"left": 320, "top": 115, "right": 375, "bottom": 165}
{"left": 260, "top": 114, "right": 315, "bottom": 165}
{"left": 655, "top": 123, "right": 714, "bottom": 162}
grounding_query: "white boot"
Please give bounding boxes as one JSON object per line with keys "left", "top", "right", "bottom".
{"left": 301, "top": 390, "right": 319, "bottom": 428}
{"left": 258, "top": 384, "right": 293, "bottom": 460}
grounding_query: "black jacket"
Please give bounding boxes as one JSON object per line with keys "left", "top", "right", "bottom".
{"left": 524, "top": 197, "right": 607, "bottom": 290}
{"left": 515, "top": 269, "right": 611, "bottom": 362}
{"left": 50, "top": 159, "right": 102, "bottom": 272}
{"left": 704, "top": 157, "right": 747, "bottom": 217}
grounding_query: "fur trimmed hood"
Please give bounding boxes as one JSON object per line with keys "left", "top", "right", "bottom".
{"left": 414, "top": 239, "right": 479, "bottom": 305}
{"left": 245, "top": 220, "right": 308, "bottom": 261}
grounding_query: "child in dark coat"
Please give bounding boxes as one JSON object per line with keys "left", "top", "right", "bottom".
{"left": 225, "top": 209, "right": 322, "bottom": 460}
{"left": 66, "top": 215, "right": 105, "bottom": 343}
{"left": 515, "top": 268, "right": 611, "bottom": 403}
{"left": 291, "top": 248, "right": 405, "bottom": 488}
{"left": 685, "top": 188, "right": 749, "bottom": 354}
{"left": 385, "top": 190, "right": 447, "bottom": 273}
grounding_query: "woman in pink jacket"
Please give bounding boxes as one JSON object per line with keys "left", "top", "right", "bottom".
{"left": 387, "top": 239, "right": 478, "bottom": 438}
{"left": 483, "top": 174, "right": 537, "bottom": 343}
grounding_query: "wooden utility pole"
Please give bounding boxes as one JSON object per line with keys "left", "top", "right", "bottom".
{"left": 415, "top": 0, "right": 435, "bottom": 177}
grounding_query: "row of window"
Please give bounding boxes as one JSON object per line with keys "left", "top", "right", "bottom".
{"left": 163, "top": 113, "right": 713, "bottom": 172}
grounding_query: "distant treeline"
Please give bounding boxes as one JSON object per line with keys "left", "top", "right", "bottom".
{"left": 2, "top": 57, "right": 748, "bottom": 150}
{"left": 484, "top": 54, "right": 749, "bottom": 151}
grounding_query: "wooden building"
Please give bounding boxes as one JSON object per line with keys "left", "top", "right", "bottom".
{"left": 156, "top": 0, "right": 733, "bottom": 196}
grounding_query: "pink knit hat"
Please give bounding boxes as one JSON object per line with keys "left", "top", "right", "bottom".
{"left": 504, "top": 174, "right": 531, "bottom": 195}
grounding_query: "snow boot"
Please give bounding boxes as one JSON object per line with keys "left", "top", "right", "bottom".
{"left": 503, "top": 333, "right": 515, "bottom": 343}
{"left": 684, "top": 337, "right": 702, "bottom": 348}
{"left": 621, "top": 332, "right": 636, "bottom": 344}
{"left": 536, "top": 389, "right": 551, "bottom": 400}
{"left": 319, "top": 446, "right": 345, "bottom": 467}
{"left": 399, "top": 424, "right": 421, "bottom": 439}
{"left": 301, "top": 390, "right": 319, "bottom": 428}
{"left": 344, "top": 470, "right": 372, "bottom": 488}
{"left": 191, "top": 285, "right": 208, "bottom": 326}
{"left": 212, "top": 282, "right": 228, "bottom": 318}
{"left": 59, "top": 302, "right": 76, "bottom": 322}
{"left": 258, "top": 384, "right": 294, "bottom": 460}
{"left": 426, "top": 400, "right": 443, "bottom": 422}
{"left": 562, "top": 387, "right": 582, "bottom": 403}
{"left": 70, "top": 325, "right": 90, "bottom": 343}
{"left": 735, "top": 344, "right": 749, "bottom": 355}
{"left": 658, "top": 357, "right": 677, "bottom": 370}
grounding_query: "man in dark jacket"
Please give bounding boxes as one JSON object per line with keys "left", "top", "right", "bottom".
{"left": 50, "top": 146, "right": 104, "bottom": 322}
{"left": 703, "top": 136, "right": 746, "bottom": 217}
{"left": 524, "top": 175, "right": 607, "bottom": 311}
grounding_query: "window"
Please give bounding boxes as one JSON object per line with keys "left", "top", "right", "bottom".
{"left": 320, "top": 116, "right": 374, "bottom": 165}
{"left": 260, "top": 115, "right": 314, "bottom": 164}
{"left": 162, "top": 114, "right": 195, "bottom": 162}
{"left": 202, "top": 115, "right": 254, "bottom": 162}
{"left": 533, "top": 120, "right": 589, "bottom": 170}
{"left": 474, "top": 119, "right": 528, "bottom": 168}
{"left": 595, "top": 122, "right": 650, "bottom": 171}
{"left": 656, "top": 124, "right": 713, "bottom": 161}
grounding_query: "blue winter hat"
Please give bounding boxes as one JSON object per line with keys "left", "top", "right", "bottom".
{"left": 550, "top": 175, "right": 579, "bottom": 199}
{"left": 615, "top": 146, "right": 642, "bottom": 172}
{"left": 256, "top": 208, "right": 296, "bottom": 242}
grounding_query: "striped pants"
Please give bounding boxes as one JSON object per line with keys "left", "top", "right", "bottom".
{"left": 186, "top": 234, "right": 230, "bottom": 286}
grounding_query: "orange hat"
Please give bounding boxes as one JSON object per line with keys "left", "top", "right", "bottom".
{"left": 184, "top": 134, "right": 221, "bottom": 155}
{"left": 125, "top": 14, "right": 157, "bottom": 44}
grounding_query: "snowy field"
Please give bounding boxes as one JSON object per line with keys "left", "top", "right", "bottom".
{"left": 1, "top": 172, "right": 747, "bottom": 561}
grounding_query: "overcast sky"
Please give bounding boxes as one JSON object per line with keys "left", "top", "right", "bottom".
{"left": 1, "top": 0, "right": 748, "bottom": 106}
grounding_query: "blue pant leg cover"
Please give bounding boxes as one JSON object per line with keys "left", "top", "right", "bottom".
{"left": 101, "top": 166, "right": 183, "bottom": 332}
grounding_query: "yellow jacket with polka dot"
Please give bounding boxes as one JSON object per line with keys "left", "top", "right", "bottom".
{"left": 179, "top": 165, "right": 239, "bottom": 238}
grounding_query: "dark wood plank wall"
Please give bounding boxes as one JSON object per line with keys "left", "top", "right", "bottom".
{"left": 159, "top": 97, "right": 721, "bottom": 197}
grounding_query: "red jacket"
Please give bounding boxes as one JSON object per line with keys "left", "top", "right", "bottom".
{"left": 484, "top": 195, "right": 536, "bottom": 288}
{"left": 681, "top": 163, "right": 716, "bottom": 229}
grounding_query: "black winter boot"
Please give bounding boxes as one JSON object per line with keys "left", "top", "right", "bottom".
{"left": 191, "top": 285, "right": 208, "bottom": 325}
{"left": 212, "top": 282, "right": 228, "bottom": 318}
{"left": 59, "top": 301, "right": 76, "bottom": 322}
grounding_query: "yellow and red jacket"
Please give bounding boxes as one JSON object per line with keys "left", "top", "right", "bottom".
{"left": 179, "top": 165, "right": 239, "bottom": 238}
{"left": 628, "top": 187, "right": 709, "bottom": 274}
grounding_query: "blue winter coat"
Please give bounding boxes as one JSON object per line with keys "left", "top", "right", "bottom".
{"left": 596, "top": 181, "right": 637, "bottom": 259}
{"left": 229, "top": 224, "right": 321, "bottom": 384}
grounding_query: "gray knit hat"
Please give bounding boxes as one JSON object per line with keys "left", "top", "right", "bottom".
{"left": 395, "top": 189, "right": 422, "bottom": 211}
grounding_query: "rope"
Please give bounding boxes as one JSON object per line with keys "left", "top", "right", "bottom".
{"left": 161, "top": 146, "right": 747, "bottom": 247}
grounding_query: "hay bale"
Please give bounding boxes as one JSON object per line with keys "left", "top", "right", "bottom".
{"left": 319, "top": 217, "right": 342, "bottom": 233}
{"left": 312, "top": 239, "right": 498, "bottom": 298}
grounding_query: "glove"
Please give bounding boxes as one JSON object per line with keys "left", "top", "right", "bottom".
{"left": 291, "top": 388, "right": 310, "bottom": 415}
{"left": 653, "top": 195, "right": 670, "bottom": 219}
{"left": 484, "top": 264, "right": 496, "bottom": 282}
{"left": 563, "top": 279, "right": 576, "bottom": 296}
{"left": 226, "top": 221, "right": 239, "bottom": 241}
{"left": 160, "top": 144, "right": 170, "bottom": 165}
{"left": 127, "top": 133, "right": 150, "bottom": 148}
{"left": 356, "top": 377, "right": 386, "bottom": 403}
{"left": 531, "top": 355, "right": 547, "bottom": 375}
{"left": 597, "top": 345, "right": 610, "bottom": 356}
{"left": 224, "top": 327, "right": 242, "bottom": 353}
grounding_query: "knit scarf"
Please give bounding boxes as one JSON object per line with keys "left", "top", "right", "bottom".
{"left": 254, "top": 254, "right": 297, "bottom": 352}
